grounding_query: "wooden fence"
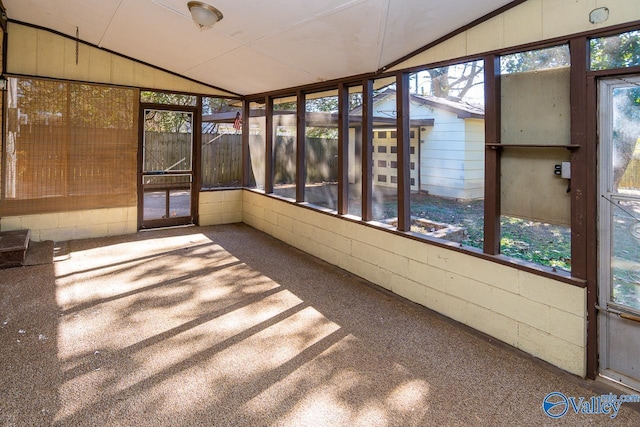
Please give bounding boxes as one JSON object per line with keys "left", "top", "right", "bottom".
{"left": 202, "top": 134, "right": 242, "bottom": 187}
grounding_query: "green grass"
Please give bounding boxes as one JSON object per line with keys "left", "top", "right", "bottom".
{"left": 373, "top": 192, "right": 572, "bottom": 271}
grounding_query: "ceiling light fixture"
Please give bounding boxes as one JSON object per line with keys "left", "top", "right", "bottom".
{"left": 187, "top": 1, "right": 223, "bottom": 29}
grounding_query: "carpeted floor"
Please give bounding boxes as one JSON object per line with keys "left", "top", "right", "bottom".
{"left": 1, "top": 224, "right": 638, "bottom": 426}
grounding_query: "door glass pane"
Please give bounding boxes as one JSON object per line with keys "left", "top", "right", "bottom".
{"left": 143, "top": 175, "right": 192, "bottom": 220}
{"left": 611, "top": 86, "right": 640, "bottom": 195}
{"left": 611, "top": 199, "right": 640, "bottom": 310}
{"left": 143, "top": 109, "right": 193, "bottom": 172}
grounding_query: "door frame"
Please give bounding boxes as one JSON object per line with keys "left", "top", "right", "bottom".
{"left": 138, "top": 102, "right": 201, "bottom": 230}
{"left": 597, "top": 74, "right": 640, "bottom": 391}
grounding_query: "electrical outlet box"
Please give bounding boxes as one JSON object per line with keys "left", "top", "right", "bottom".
{"left": 561, "top": 162, "right": 571, "bottom": 179}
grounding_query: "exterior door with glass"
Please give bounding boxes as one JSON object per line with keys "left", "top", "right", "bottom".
{"left": 598, "top": 75, "right": 640, "bottom": 391}
{"left": 140, "top": 107, "right": 197, "bottom": 229}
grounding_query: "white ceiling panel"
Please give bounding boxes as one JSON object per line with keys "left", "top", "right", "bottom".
{"left": 202, "top": 0, "right": 369, "bottom": 44}
{"left": 186, "top": 46, "right": 321, "bottom": 95}
{"left": 99, "top": 0, "right": 242, "bottom": 74}
{"left": 250, "top": 0, "right": 385, "bottom": 82}
{"left": 379, "top": 0, "right": 512, "bottom": 68}
{"left": 4, "top": 0, "right": 519, "bottom": 95}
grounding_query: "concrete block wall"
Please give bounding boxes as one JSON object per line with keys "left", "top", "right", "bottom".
{"left": 243, "top": 190, "right": 587, "bottom": 376}
{"left": 0, "top": 206, "right": 137, "bottom": 242}
{"left": 198, "top": 190, "right": 243, "bottom": 225}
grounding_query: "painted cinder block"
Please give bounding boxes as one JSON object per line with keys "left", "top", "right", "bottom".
{"left": 104, "top": 208, "right": 129, "bottom": 224}
{"left": 351, "top": 240, "right": 409, "bottom": 274}
{"left": 277, "top": 214, "right": 294, "bottom": 232}
{"left": 74, "top": 224, "right": 110, "bottom": 240}
{"left": 310, "top": 226, "right": 351, "bottom": 255}
{"left": 0, "top": 217, "right": 23, "bottom": 231}
{"left": 445, "top": 272, "right": 495, "bottom": 312}
{"left": 549, "top": 307, "right": 587, "bottom": 347}
{"left": 490, "top": 287, "right": 550, "bottom": 333}
{"left": 264, "top": 209, "right": 278, "bottom": 226}
{"left": 199, "top": 214, "right": 221, "bottom": 226}
{"left": 223, "top": 190, "right": 243, "bottom": 201}
{"left": 465, "top": 303, "right": 519, "bottom": 347}
{"left": 20, "top": 214, "right": 59, "bottom": 231}
{"left": 432, "top": 247, "right": 520, "bottom": 294}
{"left": 424, "top": 285, "right": 469, "bottom": 325}
{"left": 393, "top": 276, "right": 427, "bottom": 306}
{"left": 222, "top": 212, "right": 242, "bottom": 223}
{"left": 200, "top": 191, "right": 226, "bottom": 204}
{"left": 518, "top": 323, "right": 585, "bottom": 377}
{"left": 58, "top": 210, "right": 93, "bottom": 228}
{"left": 518, "top": 271, "right": 585, "bottom": 317}
{"left": 39, "top": 227, "right": 75, "bottom": 243}
{"left": 107, "top": 222, "right": 130, "bottom": 237}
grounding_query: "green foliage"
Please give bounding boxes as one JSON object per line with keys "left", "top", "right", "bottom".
{"left": 500, "top": 45, "right": 570, "bottom": 74}
{"left": 590, "top": 30, "right": 640, "bottom": 70}
{"left": 144, "top": 109, "right": 192, "bottom": 133}
{"left": 140, "top": 91, "right": 196, "bottom": 106}
{"left": 202, "top": 96, "right": 239, "bottom": 115}
{"left": 13, "top": 79, "right": 135, "bottom": 129}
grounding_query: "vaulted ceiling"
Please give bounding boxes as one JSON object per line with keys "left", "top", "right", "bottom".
{"left": 4, "top": 0, "right": 515, "bottom": 95}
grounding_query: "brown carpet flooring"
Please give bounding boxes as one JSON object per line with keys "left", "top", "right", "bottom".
{"left": 1, "top": 224, "right": 638, "bottom": 426}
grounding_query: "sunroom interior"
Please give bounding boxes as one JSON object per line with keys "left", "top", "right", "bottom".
{"left": 1, "top": 0, "right": 640, "bottom": 397}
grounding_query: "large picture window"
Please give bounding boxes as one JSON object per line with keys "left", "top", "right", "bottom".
{"left": 273, "top": 96, "right": 297, "bottom": 199}
{"left": 408, "top": 60, "right": 485, "bottom": 247}
{"left": 201, "top": 97, "right": 242, "bottom": 189}
{"left": 499, "top": 45, "right": 572, "bottom": 271}
{"left": 304, "top": 90, "right": 339, "bottom": 210}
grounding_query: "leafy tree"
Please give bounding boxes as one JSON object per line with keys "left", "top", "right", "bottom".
{"left": 590, "top": 30, "right": 640, "bottom": 70}
{"left": 590, "top": 30, "right": 640, "bottom": 190}
{"left": 422, "top": 60, "right": 484, "bottom": 100}
{"left": 612, "top": 86, "right": 640, "bottom": 190}
{"left": 500, "top": 45, "right": 570, "bottom": 74}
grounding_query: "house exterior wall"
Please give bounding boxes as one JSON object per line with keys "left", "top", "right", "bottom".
{"left": 5, "top": 22, "right": 234, "bottom": 97}
{"left": 420, "top": 109, "right": 484, "bottom": 200}
{"left": 389, "top": 0, "right": 640, "bottom": 71}
{"left": 242, "top": 190, "right": 587, "bottom": 376}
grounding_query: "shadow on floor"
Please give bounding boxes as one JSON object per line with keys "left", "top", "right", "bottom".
{"left": 1, "top": 223, "right": 638, "bottom": 426}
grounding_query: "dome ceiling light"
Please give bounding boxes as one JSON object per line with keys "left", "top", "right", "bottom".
{"left": 187, "top": 1, "right": 223, "bottom": 29}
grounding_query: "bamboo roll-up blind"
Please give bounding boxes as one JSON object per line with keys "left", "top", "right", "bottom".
{"left": 2, "top": 78, "right": 138, "bottom": 216}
